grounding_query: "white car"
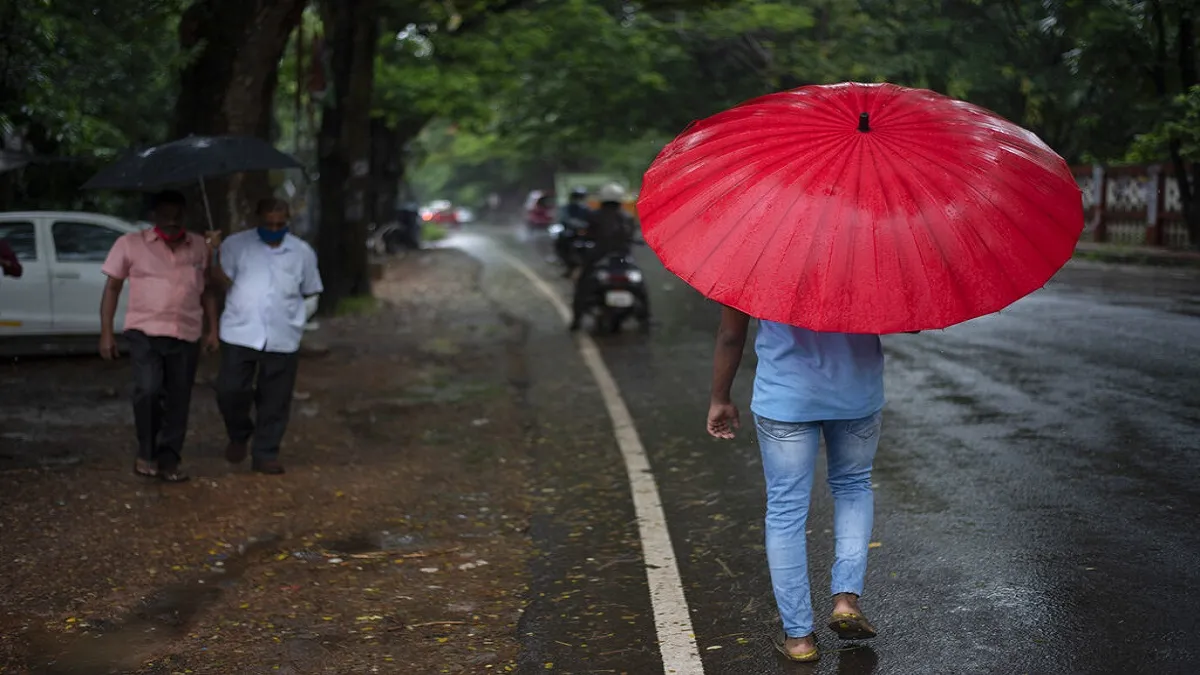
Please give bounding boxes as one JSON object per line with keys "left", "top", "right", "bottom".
{"left": 0, "top": 211, "right": 140, "bottom": 336}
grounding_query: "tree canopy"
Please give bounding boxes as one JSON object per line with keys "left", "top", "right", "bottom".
{"left": 1, "top": 0, "right": 1197, "bottom": 272}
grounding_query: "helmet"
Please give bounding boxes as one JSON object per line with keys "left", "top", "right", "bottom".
{"left": 597, "top": 183, "right": 626, "bottom": 203}
{"left": 570, "top": 186, "right": 588, "bottom": 199}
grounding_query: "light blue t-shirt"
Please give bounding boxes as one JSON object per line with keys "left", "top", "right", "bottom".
{"left": 751, "top": 321, "right": 885, "bottom": 423}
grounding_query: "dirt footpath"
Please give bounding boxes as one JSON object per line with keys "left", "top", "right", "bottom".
{"left": 0, "top": 250, "right": 537, "bottom": 674}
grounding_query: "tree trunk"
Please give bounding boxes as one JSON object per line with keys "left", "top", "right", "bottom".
{"left": 369, "top": 113, "right": 431, "bottom": 226}
{"left": 173, "top": 0, "right": 306, "bottom": 233}
{"left": 316, "top": 0, "right": 379, "bottom": 312}
{"left": 1172, "top": 5, "right": 1199, "bottom": 247}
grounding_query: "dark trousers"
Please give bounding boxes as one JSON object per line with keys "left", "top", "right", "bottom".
{"left": 125, "top": 330, "right": 200, "bottom": 470}
{"left": 215, "top": 342, "right": 300, "bottom": 461}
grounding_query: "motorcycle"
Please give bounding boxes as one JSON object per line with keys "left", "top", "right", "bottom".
{"left": 582, "top": 251, "right": 651, "bottom": 334}
{"left": 548, "top": 218, "right": 592, "bottom": 276}
{"left": 367, "top": 202, "right": 422, "bottom": 254}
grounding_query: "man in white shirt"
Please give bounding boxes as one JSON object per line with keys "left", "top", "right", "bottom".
{"left": 212, "top": 198, "right": 323, "bottom": 475}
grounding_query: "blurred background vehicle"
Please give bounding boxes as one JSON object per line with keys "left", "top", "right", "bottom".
{"left": 0, "top": 211, "right": 136, "bottom": 336}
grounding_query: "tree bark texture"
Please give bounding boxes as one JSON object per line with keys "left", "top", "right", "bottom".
{"left": 173, "top": 0, "right": 305, "bottom": 233}
{"left": 316, "top": 0, "right": 379, "bottom": 312}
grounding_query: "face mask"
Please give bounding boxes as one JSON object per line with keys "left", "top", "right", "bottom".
{"left": 154, "top": 226, "right": 186, "bottom": 243}
{"left": 257, "top": 226, "right": 288, "bottom": 245}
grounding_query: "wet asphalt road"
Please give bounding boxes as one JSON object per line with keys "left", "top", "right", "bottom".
{"left": 454, "top": 227, "right": 1200, "bottom": 675}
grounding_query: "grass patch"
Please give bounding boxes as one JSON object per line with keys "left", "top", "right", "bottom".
{"left": 336, "top": 295, "right": 380, "bottom": 316}
{"left": 422, "top": 222, "right": 448, "bottom": 242}
{"left": 1074, "top": 249, "right": 1200, "bottom": 268}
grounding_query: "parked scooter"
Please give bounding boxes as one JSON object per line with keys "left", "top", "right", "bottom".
{"left": 580, "top": 251, "right": 651, "bottom": 334}
{"left": 368, "top": 202, "right": 422, "bottom": 254}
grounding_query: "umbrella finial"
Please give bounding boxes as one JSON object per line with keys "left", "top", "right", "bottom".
{"left": 858, "top": 113, "right": 870, "bottom": 133}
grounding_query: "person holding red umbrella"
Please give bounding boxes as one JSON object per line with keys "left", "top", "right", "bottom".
{"left": 638, "top": 83, "right": 1084, "bottom": 662}
{"left": 707, "top": 309, "right": 883, "bottom": 661}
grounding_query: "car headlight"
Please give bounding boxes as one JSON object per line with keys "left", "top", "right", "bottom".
{"left": 626, "top": 270, "right": 643, "bottom": 284}
{"left": 596, "top": 270, "right": 610, "bottom": 282}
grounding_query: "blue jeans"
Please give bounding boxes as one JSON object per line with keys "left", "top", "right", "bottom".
{"left": 755, "top": 411, "right": 882, "bottom": 638}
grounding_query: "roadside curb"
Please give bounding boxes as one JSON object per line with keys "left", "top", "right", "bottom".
{"left": 1073, "top": 244, "right": 1200, "bottom": 269}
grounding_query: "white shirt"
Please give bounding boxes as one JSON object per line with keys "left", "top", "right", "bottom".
{"left": 219, "top": 230, "right": 323, "bottom": 353}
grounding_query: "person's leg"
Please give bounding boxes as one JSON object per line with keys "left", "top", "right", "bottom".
{"left": 249, "top": 350, "right": 300, "bottom": 472}
{"left": 823, "top": 411, "right": 883, "bottom": 635}
{"left": 755, "top": 414, "right": 822, "bottom": 652}
{"left": 570, "top": 258, "right": 597, "bottom": 331}
{"left": 156, "top": 337, "right": 201, "bottom": 478}
{"left": 216, "top": 342, "right": 259, "bottom": 462}
{"left": 124, "top": 330, "right": 163, "bottom": 475}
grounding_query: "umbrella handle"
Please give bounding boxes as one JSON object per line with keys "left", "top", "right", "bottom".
{"left": 198, "top": 178, "right": 217, "bottom": 233}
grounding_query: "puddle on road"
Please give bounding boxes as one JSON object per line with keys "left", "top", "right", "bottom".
{"left": 323, "top": 529, "right": 427, "bottom": 556}
{"left": 24, "top": 535, "right": 280, "bottom": 675}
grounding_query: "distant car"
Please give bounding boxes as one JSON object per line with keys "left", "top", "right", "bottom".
{"left": 455, "top": 207, "right": 475, "bottom": 223}
{"left": 0, "top": 211, "right": 140, "bottom": 336}
{"left": 430, "top": 210, "right": 460, "bottom": 226}
{"left": 422, "top": 200, "right": 460, "bottom": 227}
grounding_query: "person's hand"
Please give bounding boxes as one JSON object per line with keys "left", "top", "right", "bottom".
{"left": 707, "top": 400, "right": 741, "bottom": 439}
{"left": 99, "top": 332, "right": 120, "bottom": 361}
{"left": 203, "top": 331, "right": 220, "bottom": 354}
{"left": 204, "top": 230, "right": 223, "bottom": 251}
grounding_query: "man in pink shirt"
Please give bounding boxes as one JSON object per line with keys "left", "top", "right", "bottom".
{"left": 99, "top": 190, "right": 220, "bottom": 482}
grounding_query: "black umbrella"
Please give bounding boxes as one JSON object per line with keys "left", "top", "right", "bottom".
{"left": 82, "top": 135, "right": 303, "bottom": 231}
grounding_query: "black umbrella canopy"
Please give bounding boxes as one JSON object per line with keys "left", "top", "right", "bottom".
{"left": 82, "top": 135, "right": 302, "bottom": 191}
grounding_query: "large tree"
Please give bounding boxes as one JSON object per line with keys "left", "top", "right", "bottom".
{"left": 173, "top": 0, "right": 307, "bottom": 231}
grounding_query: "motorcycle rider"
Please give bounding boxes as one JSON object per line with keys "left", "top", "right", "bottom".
{"left": 561, "top": 186, "right": 592, "bottom": 225}
{"left": 556, "top": 187, "right": 593, "bottom": 277}
{"left": 569, "top": 183, "right": 648, "bottom": 332}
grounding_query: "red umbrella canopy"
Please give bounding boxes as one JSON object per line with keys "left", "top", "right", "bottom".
{"left": 637, "top": 83, "right": 1084, "bottom": 334}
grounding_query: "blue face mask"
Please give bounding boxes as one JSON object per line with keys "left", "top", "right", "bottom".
{"left": 257, "top": 226, "right": 288, "bottom": 245}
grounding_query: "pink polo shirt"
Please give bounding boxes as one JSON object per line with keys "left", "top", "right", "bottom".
{"left": 102, "top": 229, "right": 209, "bottom": 342}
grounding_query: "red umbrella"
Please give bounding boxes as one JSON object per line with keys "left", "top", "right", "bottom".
{"left": 637, "top": 83, "right": 1084, "bottom": 333}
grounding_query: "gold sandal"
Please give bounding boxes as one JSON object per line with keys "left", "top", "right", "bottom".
{"left": 772, "top": 630, "right": 820, "bottom": 662}
{"left": 828, "top": 612, "right": 877, "bottom": 640}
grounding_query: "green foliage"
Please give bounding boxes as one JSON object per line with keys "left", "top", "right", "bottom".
{"left": 335, "top": 294, "right": 381, "bottom": 316}
{"left": 1128, "top": 85, "right": 1200, "bottom": 163}
{"left": 6, "top": 0, "right": 1197, "bottom": 215}
{"left": 421, "top": 221, "right": 448, "bottom": 241}
{"left": 0, "top": 0, "right": 187, "bottom": 157}
{"left": 0, "top": 0, "right": 188, "bottom": 211}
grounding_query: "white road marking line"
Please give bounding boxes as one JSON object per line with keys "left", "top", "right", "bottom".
{"left": 495, "top": 249, "right": 705, "bottom": 675}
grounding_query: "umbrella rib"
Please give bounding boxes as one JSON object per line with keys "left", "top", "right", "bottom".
{"left": 667, "top": 146, "right": 827, "bottom": 284}
{"left": 870, "top": 138, "right": 970, "bottom": 326}
{"left": 796, "top": 136, "right": 860, "bottom": 330}
{"left": 650, "top": 138, "right": 829, "bottom": 261}
{"left": 729, "top": 139, "right": 855, "bottom": 310}
{"left": 651, "top": 128, "right": 848, "bottom": 181}
{"left": 878, "top": 137, "right": 1030, "bottom": 304}
{"left": 896, "top": 137, "right": 1073, "bottom": 274}
{"left": 823, "top": 135, "right": 864, "bottom": 329}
